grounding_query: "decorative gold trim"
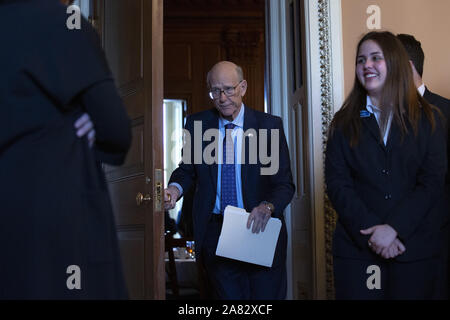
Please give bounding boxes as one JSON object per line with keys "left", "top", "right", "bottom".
{"left": 317, "top": 0, "right": 337, "bottom": 300}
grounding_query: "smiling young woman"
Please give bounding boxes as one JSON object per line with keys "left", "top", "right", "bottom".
{"left": 329, "top": 31, "right": 437, "bottom": 147}
{"left": 325, "top": 31, "right": 447, "bottom": 300}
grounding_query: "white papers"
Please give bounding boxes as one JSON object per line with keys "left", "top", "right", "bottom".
{"left": 215, "top": 206, "right": 281, "bottom": 267}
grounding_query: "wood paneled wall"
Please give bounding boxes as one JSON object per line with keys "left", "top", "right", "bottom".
{"left": 164, "top": 0, "right": 266, "bottom": 115}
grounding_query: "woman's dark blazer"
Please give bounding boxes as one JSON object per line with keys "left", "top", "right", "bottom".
{"left": 325, "top": 108, "right": 447, "bottom": 262}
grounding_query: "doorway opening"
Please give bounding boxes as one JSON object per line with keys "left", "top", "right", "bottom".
{"left": 163, "top": 99, "right": 186, "bottom": 227}
{"left": 162, "top": 0, "right": 266, "bottom": 300}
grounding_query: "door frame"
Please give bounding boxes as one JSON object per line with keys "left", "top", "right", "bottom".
{"left": 265, "top": 0, "right": 345, "bottom": 299}
{"left": 147, "top": 0, "right": 165, "bottom": 300}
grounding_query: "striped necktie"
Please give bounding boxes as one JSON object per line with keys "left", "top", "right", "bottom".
{"left": 220, "top": 123, "right": 237, "bottom": 213}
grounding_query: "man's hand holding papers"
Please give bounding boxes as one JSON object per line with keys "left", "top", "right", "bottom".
{"left": 247, "top": 202, "right": 273, "bottom": 233}
{"left": 216, "top": 206, "right": 282, "bottom": 267}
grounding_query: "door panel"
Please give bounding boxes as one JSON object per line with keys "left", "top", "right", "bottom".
{"left": 108, "top": 179, "right": 146, "bottom": 226}
{"left": 117, "top": 227, "right": 146, "bottom": 298}
{"left": 104, "top": 123, "right": 144, "bottom": 180}
{"left": 104, "top": 1, "right": 143, "bottom": 86}
{"left": 95, "top": 0, "right": 164, "bottom": 299}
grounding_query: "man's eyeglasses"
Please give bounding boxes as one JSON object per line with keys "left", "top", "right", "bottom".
{"left": 209, "top": 81, "right": 243, "bottom": 100}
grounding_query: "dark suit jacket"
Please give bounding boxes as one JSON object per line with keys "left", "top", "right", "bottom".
{"left": 169, "top": 106, "right": 295, "bottom": 267}
{"left": 326, "top": 107, "right": 447, "bottom": 262}
{"left": 0, "top": 1, "right": 130, "bottom": 298}
{"left": 424, "top": 88, "right": 450, "bottom": 195}
{"left": 424, "top": 88, "right": 450, "bottom": 262}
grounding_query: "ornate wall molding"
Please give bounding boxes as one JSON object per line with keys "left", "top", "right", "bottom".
{"left": 316, "top": 0, "right": 337, "bottom": 300}
{"left": 317, "top": 1, "right": 334, "bottom": 139}
{"left": 263, "top": 0, "right": 344, "bottom": 299}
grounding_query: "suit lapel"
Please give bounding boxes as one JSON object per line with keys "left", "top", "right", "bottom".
{"left": 424, "top": 88, "right": 437, "bottom": 106}
{"left": 361, "top": 113, "right": 383, "bottom": 145}
{"left": 242, "top": 107, "right": 259, "bottom": 208}
{"left": 203, "top": 111, "right": 220, "bottom": 191}
{"left": 385, "top": 119, "right": 400, "bottom": 152}
{"left": 424, "top": 88, "right": 432, "bottom": 103}
{"left": 362, "top": 113, "right": 400, "bottom": 152}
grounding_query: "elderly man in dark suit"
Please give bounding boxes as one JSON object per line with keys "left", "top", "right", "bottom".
{"left": 398, "top": 33, "right": 450, "bottom": 299}
{"left": 164, "top": 61, "right": 295, "bottom": 299}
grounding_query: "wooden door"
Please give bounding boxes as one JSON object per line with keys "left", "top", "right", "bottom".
{"left": 92, "top": 0, "right": 164, "bottom": 299}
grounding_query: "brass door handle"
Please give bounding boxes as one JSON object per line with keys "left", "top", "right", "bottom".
{"left": 136, "top": 192, "right": 151, "bottom": 206}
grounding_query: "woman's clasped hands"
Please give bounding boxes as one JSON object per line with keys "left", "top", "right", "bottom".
{"left": 360, "top": 224, "right": 406, "bottom": 259}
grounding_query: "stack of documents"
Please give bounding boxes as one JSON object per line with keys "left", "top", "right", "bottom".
{"left": 215, "top": 206, "right": 281, "bottom": 267}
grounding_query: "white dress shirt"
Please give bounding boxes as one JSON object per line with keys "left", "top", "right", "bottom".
{"left": 366, "top": 96, "right": 393, "bottom": 145}
{"left": 417, "top": 83, "right": 426, "bottom": 97}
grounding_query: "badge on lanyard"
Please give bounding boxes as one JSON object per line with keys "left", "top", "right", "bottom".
{"left": 360, "top": 110, "right": 371, "bottom": 118}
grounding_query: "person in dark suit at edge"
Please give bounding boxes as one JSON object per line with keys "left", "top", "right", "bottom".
{"left": 0, "top": 0, "right": 131, "bottom": 298}
{"left": 326, "top": 31, "right": 447, "bottom": 299}
{"left": 397, "top": 33, "right": 450, "bottom": 299}
{"left": 163, "top": 61, "right": 295, "bottom": 299}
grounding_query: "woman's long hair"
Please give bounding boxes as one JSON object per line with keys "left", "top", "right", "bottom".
{"left": 329, "top": 31, "right": 437, "bottom": 146}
